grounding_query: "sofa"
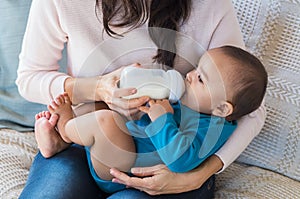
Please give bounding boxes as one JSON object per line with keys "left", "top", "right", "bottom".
{"left": 0, "top": 0, "right": 299, "bottom": 198}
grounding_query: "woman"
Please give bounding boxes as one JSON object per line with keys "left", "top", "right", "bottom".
{"left": 16, "top": 0, "right": 266, "bottom": 198}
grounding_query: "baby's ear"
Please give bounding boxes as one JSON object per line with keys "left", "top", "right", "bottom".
{"left": 212, "top": 101, "right": 233, "bottom": 118}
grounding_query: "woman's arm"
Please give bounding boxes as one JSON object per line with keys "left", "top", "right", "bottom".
{"left": 16, "top": 0, "right": 109, "bottom": 105}
{"left": 64, "top": 66, "right": 150, "bottom": 116}
{"left": 215, "top": 103, "right": 266, "bottom": 172}
{"left": 208, "top": 0, "right": 267, "bottom": 172}
{"left": 16, "top": 0, "right": 148, "bottom": 116}
{"left": 16, "top": 0, "right": 68, "bottom": 104}
{"left": 110, "top": 155, "right": 223, "bottom": 195}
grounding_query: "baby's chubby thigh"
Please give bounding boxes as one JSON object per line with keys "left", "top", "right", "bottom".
{"left": 67, "top": 109, "right": 137, "bottom": 180}
{"left": 87, "top": 110, "right": 135, "bottom": 161}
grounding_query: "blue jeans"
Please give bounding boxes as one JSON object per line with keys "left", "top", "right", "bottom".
{"left": 19, "top": 145, "right": 215, "bottom": 199}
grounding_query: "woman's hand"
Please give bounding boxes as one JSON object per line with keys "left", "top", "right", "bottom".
{"left": 96, "top": 65, "right": 149, "bottom": 117}
{"left": 110, "top": 155, "right": 223, "bottom": 195}
{"left": 139, "top": 99, "right": 174, "bottom": 121}
{"left": 111, "top": 164, "right": 189, "bottom": 195}
{"left": 65, "top": 64, "right": 149, "bottom": 117}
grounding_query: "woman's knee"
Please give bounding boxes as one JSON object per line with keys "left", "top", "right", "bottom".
{"left": 20, "top": 145, "right": 103, "bottom": 199}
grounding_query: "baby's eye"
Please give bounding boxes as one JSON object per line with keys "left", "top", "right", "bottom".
{"left": 198, "top": 75, "right": 203, "bottom": 83}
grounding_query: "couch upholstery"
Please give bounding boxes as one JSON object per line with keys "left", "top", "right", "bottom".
{"left": 0, "top": 0, "right": 300, "bottom": 198}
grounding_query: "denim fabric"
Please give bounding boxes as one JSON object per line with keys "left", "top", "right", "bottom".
{"left": 20, "top": 145, "right": 215, "bottom": 199}
{"left": 107, "top": 176, "right": 215, "bottom": 199}
{"left": 19, "top": 145, "right": 104, "bottom": 199}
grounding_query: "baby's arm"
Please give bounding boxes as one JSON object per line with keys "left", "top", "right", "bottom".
{"left": 141, "top": 101, "right": 236, "bottom": 173}
{"left": 139, "top": 99, "right": 174, "bottom": 121}
{"left": 146, "top": 113, "right": 235, "bottom": 172}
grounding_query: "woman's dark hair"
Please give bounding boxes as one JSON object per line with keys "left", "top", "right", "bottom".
{"left": 220, "top": 46, "right": 268, "bottom": 121}
{"left": 96, "top": 0, "right": 191, "bottom": 68}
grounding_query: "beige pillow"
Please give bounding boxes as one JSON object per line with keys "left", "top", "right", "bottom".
{"left": 232, "top": 0, "right": 300, "bottom": 181}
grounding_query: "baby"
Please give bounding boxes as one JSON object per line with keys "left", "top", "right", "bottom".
{"left": 35, "top": 45, "right": 268, "bottom": 193}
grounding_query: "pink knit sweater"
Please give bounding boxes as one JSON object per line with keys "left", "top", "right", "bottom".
{"left": 16, "top": 0, "right": 266, "bottom": 172}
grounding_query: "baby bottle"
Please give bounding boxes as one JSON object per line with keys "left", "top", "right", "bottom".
{"left": 119, "top": 66, "right": 185, "bottom": 103}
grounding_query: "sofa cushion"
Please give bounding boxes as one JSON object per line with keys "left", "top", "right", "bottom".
{"left": 0, "top": 129, "right": 37, "bottom": 198}
{"left": 232, "top": 0, "right": 300, "bottom": 181}
{"left": 0, "top": 0, "right": 47, "bottom": 131}
{"left": 215, "top": 162, "right": 300, "bottom": 198}
{"left": 0, "top": 0, "right": 67, "bottom": 132}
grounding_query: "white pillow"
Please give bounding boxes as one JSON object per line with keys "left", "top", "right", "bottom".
{"left": 232, "top": 0, "right": 300, "bottom": 181}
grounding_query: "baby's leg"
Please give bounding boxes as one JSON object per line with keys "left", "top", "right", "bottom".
{"left": 73, "top": 101, "right": 109, "bottom": 117}
{"left": 34, "top": 111, "right": 70, "bottom": 158}
{"left": 49, "top": 93, "right": 136, "bottom": 180}
{"left": 48, "top": 93, "right": 75, "bottom": 143}
{"left": 76, "top": 110, "right": 136, "bottom": 180}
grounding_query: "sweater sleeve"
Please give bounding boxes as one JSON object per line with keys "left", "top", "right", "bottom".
{"left": 207, "top": 0, "right": 267, "bottom": 173}
{"left": 16, "top": 0, "right": 69, "bottom": 104}
{"left": 215, "top": 103, "right": 266, "bottom": 173}
{"left": 208, "top": 0, "right": 245, "bottom": 49}
{"left": 145, "top": 113, "right": 236, "bottom": 173}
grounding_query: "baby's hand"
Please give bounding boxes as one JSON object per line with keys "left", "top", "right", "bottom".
{"left": 139, "top": 99, "right": 174, "bottom": 121}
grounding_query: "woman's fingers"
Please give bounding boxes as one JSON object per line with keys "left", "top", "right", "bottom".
{"left": 139, "top": 106, "right": 149, "bottom": 113}
{"left": 110, "top": 166, "right": 171, "bottom": 195}
{"left": 110, "top": 168, "right": 150, "bottom": 190}
{"left": 112, "top": 87, "right": 137, "bottom": 98}
{"left": 109, "top": 96, "right": 149, "bottom": 109}
{"left": 121, "top": 108, "right": 140, "bottom": 118}
{"left": 106, "top": 94, "right": 149, "bottom": 117}
{"left": 97, "top": 63, "right": 150, "bottom": 116}
{"left": 130, "top": 164, "right": 166, "bottom": 177}
{"left": 148, "top": 99, "right": 155, "bottom": 106}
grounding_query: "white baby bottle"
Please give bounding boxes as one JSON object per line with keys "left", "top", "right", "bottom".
{"left": 119, "top": 66, "right": 185, "bottom": 103}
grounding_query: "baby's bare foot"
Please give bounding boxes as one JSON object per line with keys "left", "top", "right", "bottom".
{"left": 34, "top": 111, "right": 69, "bottom": 158}
{"left": 48, "top": 93, "right": 74, "bottom": 143}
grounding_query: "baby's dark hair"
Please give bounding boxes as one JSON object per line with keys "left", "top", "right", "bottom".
{"left": 220, "top": 46, "right": 268, "bottom": 121}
